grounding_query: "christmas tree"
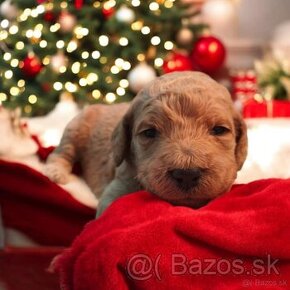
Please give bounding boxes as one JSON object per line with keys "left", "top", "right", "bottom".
{"left": 0, "top": 0, "right": 208, "bottom": 116}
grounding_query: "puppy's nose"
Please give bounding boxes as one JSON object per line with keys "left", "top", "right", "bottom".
{"left": 169, "top": 168, "right": 202, "bottom": 190}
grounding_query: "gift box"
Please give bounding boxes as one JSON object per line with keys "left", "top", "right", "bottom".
{"left": 243, "top": 99, "right": 290, "bottom": 118}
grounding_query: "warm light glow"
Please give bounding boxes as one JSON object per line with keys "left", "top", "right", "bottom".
{"left": 116, "top": 87, "right": 126, "bottom": 96}
{"left": 65, "top": 82, "right": 77, "bottom": 92}
{"left": 154, "top": 58, "right": 164, "bottom": 67}
{"left": 50, "top": 23, "right": 60, "bottom": 33}
{"left": 122, "top": 61, "right": 131, "bottom": 70}
{"left": 87, "top": 73, "right": 99, "bottom": 84}
{"left": 120, "top": 79, "right": 129, "bottom": 88}
{"left": 10, "top": 87, "right": 20, "bottom": 96}
{"left": 149, "top": 2, "right": 159, "bottom": 11}
{"left": 56, "top": 40, "right": 64, "bottom": 49}
{"left": 164, "top": 41, "right": 174, "bottom": 50}
{"left": 105, "top": 92, "right": 116, "bottom": 103}
{"left": 151, "top": 36, "right": 161, "bottom": 45}
{"left": 16, "top": 41, "right": 25, "bottom": 50}
{"left": 4, "top": 70, "right": 13, "bottom": 79}
{"left": 28, "top": 94, "right": 38, "bottom": 104}
{"left": 9, "top": 25, "right": 19, "bottom": 34}
{"left": 53, "top": 82, "right": 63, "bottom": 91}
{"left": 3, "top": 53, "right": 12, "bottom": 61}
{"left": 99, "top": 35, "right": 109, "bottom": 46}
{"left": 18, "top": 80, "right": 25, "bottom": 87}
{"left": 131, "top": 0, "right": 141, "bottom": 7}
{"left": 11, "top": 59, "right": 19, "bottom": 67}
{"left": 71, "top": 62, "right": 81, "bottom": 74}
{"left": 131, "top": 21, "right": 143, "bottom": 30}
{"left": 111, "top": 65, "right": 120, "bottom": 74}
{"left": 67, "top": 40, "right": 78, "bottom": 52}
{"left": 40, "top": 40, "right": 47, "bottom": 48}
{"left": 119, "top": 37, "right": 129, "bottom": 46}
{"left": 137, "top": 54, "right": 145, "bottom": 61}
{"left": 92, "top": 51, "right": 101, "bottom": 59}
{"left": 0, "top": 93, "right": 7, "bottom": 102}
{"left": 0, "top": 20, "right": 9, "bottom": 29}
{"left": 82, "top": 51, "right": 89, "bottom": 59}
{"left": 141, "top": 26, "right": 150, "bottom": 34}
{"left": 92, "top": 89, "right": 101, "bottom": 99}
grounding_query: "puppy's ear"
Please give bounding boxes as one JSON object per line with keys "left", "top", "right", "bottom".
{"left": 111, "top": 107, "right": 133, "bottom": 167}
{"left": 234, "top": 112, "right": 248, "bottom": 170}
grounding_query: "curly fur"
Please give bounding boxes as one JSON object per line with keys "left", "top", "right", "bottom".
{"left": 45, "top": 71, "right": 248, "bottom": 216}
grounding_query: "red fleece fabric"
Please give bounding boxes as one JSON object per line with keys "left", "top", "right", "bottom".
{"left": 0, "top": 160, "right": 95, "bottom": 246}
{"left": 55, "top": 179, "right": 290, "bottom": 290}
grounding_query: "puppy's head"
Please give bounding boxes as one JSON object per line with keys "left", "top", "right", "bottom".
{"left": 112, "top": 71, "right": 247, "bottom": 207}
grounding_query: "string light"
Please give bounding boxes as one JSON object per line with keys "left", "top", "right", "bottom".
{"left": 87, "top": 73, "right": 98, "bottom": 84}
{"left": 149, "top": 2, "right": 159, "bottom": 11}
{"left": 9, "top": 25, "right": 18, "bottom": 34}
{"left": 0, "top": 93, "right": 7, "bottom": 103}
{"left": 53, "top": 82, "right": 63, "bottom": 91}
{"left": 79, "top": 78, "right": 87, "bottom": 86}
{"left": 141, "top": 26, "right": 150, "bottom": 34}
{"left": 67, "top": 40, "right": 78, "bottom": 52}
{"left": 119, "top": 37, "right": 129, "bottom": 46}
{"left": 100, "top": 56, "right": 108, "bottom": 64}
{"left": 0, "top": 31, "right": 8, "bottom": 41}
{"left": 164, "top": 41, "right": 174, "bottom": 50}
{"left": 119, "top": 79, "right": 129, "bottom": 88}
{"left": 82, "top": 51, "right": 89, "bottom": 59}
{"left": 42, "top": 56, "right": 50, "bottom": 65}
{"left": 10, "top": 87, "right": 20, "bottom": 96}
{"left": 28, "top": 95, "right": 38, "bottom": 104}
{"left": 11, "top": 59, "right": 19, "bottom": 67}
{"left": 56, "top": 40, "right": 65, "bottom": 48}
{"left": 131, "top": 21, "right": 143, "bottom": 31}
{"left": 116, "top": 87, "right": 126, "bottom": 96}
{"left": 60, "top": 2, "right": 68, "bottom": 9}
{"left": 154, "top": 58, "right": 164, "bottom": 67}
{"left": 105, "top": 92, "right": 116, "bottom": 103}
{"left": 111, "top": 65, "right": 120, "bottom": 74}
{"left": 65, "top": 82, "right": 77, "bottom": 92}
{"left": 92, "top": 89, "right": 101, "bottom": 99}
{"left": 151, "top": 36, "right": 161, "bottom": 45}
{"left": 40, "top": 40, "right": 48, "bottom": 48}
{"left": 164, "top": 0, "right": 174, "bottom": 8}
{"left": 131, "top": 0, "right": 141, "bottom": 7}
{"left": 99, "top": 35, "right": 109, "bottom": 46}
{"left": 4, "top": 70, "right": 13, "bottom": 79}
{"left": 1, "top": 20, "right": 9, "bottom": 29}
{"left": 71, "top": 62, "right": 81, "bottom": 74}
{"left": 50, "top": 23, "right": 60, "bottom": 33}
{"left": 122, "top": 61, "right": 131, "bottom": 70}
{"left": 3, "top": 53, "right": 12, "bottom": 61}
{"left": 18, "top": 80, "right": 25, "bottom": 87}
{"left": 137, "top": 53, "right": 145, "bottom": 61}
{"left": 92, "top": 51, "right": 101, "bottom": 59}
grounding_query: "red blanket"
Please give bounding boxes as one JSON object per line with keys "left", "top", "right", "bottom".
{"left": 55, "top": 179, "right": 290, "bottom": 290}
{"left": 0, "top": 160, "right": 95, "bottom": 246}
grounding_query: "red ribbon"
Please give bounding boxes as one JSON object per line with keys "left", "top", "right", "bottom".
{"left": 75, "top": 0, "right": 83, "bottom": 9}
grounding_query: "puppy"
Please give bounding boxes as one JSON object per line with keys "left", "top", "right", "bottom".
{"left": 45, "top": 71, "right": 247, "bottom": 216}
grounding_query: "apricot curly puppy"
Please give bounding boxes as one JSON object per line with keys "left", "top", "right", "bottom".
{"left": 45, "top": 71, "right": 248, "bottom": 217}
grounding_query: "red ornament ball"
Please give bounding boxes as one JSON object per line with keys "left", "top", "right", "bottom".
{"left": 102, "top": 6, "right": 115, "bottom": 19}
{"left": 20, "top": 55, "right": 43, "bottom": 78}
{"left": 191, "top": 36, "right": 226, "bottom": 74}
{"left": 163, "top": 52, "right": 193, "bottom": 74}
{"left": 43, "top": 11, "right": 56, "bottom": 22}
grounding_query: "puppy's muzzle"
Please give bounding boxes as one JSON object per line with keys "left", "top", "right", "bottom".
{"left": 169, "top": 168, "right": 202, "bottom": 191}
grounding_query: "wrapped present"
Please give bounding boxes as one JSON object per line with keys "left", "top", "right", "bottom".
{"left": 243, "top": 99, "right": 290, "bottom": 118}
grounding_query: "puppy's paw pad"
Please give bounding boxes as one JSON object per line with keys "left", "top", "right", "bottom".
{"left": 44, "top": 165, "right": 69, "bottom": 185}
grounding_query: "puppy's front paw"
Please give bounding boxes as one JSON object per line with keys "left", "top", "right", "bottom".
{"left": 44, "top": 164, "right": 70, "bottom": 185}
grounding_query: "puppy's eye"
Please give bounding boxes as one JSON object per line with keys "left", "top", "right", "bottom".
{"left": 211, "top": 126, "right": 230, "bottom": 136}
{"left": 140, "top": 128, "right": 158, "bottom": 138}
